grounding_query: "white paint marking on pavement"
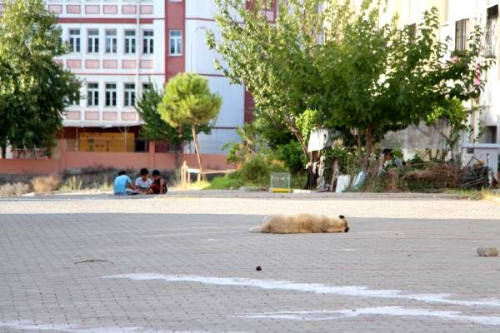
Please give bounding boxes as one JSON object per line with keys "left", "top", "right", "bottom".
{"left": 0, "top": 320, "right": 243, "bottom": 333}
{"left": 104, "top": 273, "right": 500, "bottom": 308}
{"left": 237, "top": 306, "right": 500, "bottom": 326}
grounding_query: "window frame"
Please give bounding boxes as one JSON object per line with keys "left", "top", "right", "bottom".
{"left": 169, "top": 30, "right": 182, "bottom": 56}
{"left": 124, "top": 83, "right": 136, "bottom": 107}
{"left": 87, "top": 29, "right": 99, "bottom": 54}
{"left": 69, "top": 28, "right": 81, "bottom": 53}
{"left": 105, "top": 29, "right": 118, "bottom": 54}
{"left": 124, "top": 30, "right": 136, "bottom": 54}
{"left": 455, "top": 19, "right": 469, "bottom": 52}
{"left": 143, "top": 30, "right": 154, "bottom": 54}
{"left": 87, "top": 82, "right": 99, "bottom": 107}
{"left": 105, "top": 83, "right": 117, "bottom": 107}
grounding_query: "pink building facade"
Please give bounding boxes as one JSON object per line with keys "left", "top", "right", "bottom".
{"left": 44, "top": 0, "right": 270, "bottom": 155}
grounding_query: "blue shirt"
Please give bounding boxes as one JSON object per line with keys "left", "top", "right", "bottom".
{"left": 114, "top": 175, "right": 132, "bottom": 195}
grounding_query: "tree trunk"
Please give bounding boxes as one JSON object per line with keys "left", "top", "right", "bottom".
{"left": 356, "top": 130, "right": 364, "bottom": 170}
{"left": 1, "top": 141, "right": 6, "bottom": 159}
{"left": 364, "top": 127, "right": 374, "bottom": 172}
{"left": 191, "top": 123, "right": 206, "bottom": 182}
{"left": 174, "top": 126, "right": 183, "bottom": 169}
{"left": 294, "top": 131, "right": 308, "bottom": 159}
{"left": 283, "top": 116, "right": 308, "bottom": 159}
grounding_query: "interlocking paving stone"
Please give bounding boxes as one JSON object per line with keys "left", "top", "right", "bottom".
{"left": 0, "top": 194, "right": 499, "bottom": 332}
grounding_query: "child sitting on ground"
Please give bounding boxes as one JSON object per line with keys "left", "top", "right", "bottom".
{"left": 114, "top": 170, "right": 137, "bottom": 195}
{"left": 135, "top": 168, "right": 152, "bottom": 193}
{"left": 149, "top": 169, "right": 167, "bottom": 194}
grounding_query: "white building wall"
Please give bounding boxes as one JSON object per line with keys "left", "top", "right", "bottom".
{"left": 185, "top": 0, "right": 246, "bottom": 154}
{"left": 386, "top": 0, "right": 500, "bottom": 146}
{"left": 46, "top": 0, "right": 165, "bottom": 128}
{"left": 42, "top": 0, "right": 247, "bottom": 154}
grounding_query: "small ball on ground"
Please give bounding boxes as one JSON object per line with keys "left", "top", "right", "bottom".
{"left": 256, "top": 266, "right": 262, "bottom": 271}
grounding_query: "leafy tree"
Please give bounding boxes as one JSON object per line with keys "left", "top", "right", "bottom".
{"left": 315, "top": 2, "right": 492, "bottom": 170}
{"left": 157, "top": 73, "right": 222, "bottom": 180}
{"left": 211, "top": 0, "right": 492, "bottom": 173}
{"left": 223, "top": 122, "right": 263, "bottom": 166}
{"left": 136, "top": 85, "right": 211, "bottom": 150}
{"left": 424, "top": 98, "right": 470, "bottom": 161}
{"left": 0, "top": 0, "right": 80, "bottom": 158}
{"left": 207, "top": 0, "right": 323, "bottom": 157}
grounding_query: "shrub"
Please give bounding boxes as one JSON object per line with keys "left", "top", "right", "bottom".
{"left": 31, "top": 175, "right": 61, "bottom": 193}
{"left": 0, "top": 183, "right": 30, "bottom": 197}
{"left": 275, "top": 141, "right": 306, "bottom": 173}
{"left": 60, "top": 176, "right": 83, "bottom": 192}
{"left": 208, "top": 173, "right": 246, "bottom": 189}
{"left": 240, "top": 156, "right": 270, "bottom": 183}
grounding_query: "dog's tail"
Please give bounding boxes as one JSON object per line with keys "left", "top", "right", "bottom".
{"left": 249, "top": 215, "right": 273, "bottom": 233}
{"left": 249, "top": 226, "right": 262, "bottom": 233}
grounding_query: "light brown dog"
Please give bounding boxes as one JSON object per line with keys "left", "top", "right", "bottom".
{"left": 250, "top": 214, "right": 349, "bottom": 234}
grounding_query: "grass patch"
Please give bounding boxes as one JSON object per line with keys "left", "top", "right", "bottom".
{"left": 31, "top": 175, "right": 61, "bottom": 193}
{"left": 206, "top": 173, "right": 247, "bottom": 190}
{"left": 172, "top": 180, "right": 211, "bottom": 190}
{"left": 0, "top": 183, "right": 30, "bottom": 197}
{"left": 444, "top": 189, "right": 500, "bottom": 201}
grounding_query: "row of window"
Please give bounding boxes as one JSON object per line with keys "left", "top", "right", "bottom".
{"left": 79, "top": 82, "right": 151, "bottom": 108}
{"left": 68, "top": 29, "right": 183, "bottom": 55}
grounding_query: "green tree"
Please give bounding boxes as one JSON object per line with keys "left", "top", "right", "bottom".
{"left": 425, "top": 98, "right": 470, "bottom": 161}
{"left": 136, "top": 85, "right": 211, "bottom": 152}
{"left": 158, "top": 73, "right": 222, "bottom": 179}
{"left": 0, "top": 0, "right": 80, "bottom": 158}
{"left": 315, "top": 2, "right": 492, "bottom": 170}
{"left": 207, "top": 0, "right": 323, "bottom": 157}
{"left": 210, "top": 0, "right": 492, "bottom": 173}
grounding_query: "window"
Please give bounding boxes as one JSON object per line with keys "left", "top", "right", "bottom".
{"left": 105, "top": 83, "right": 117, "bottom": 107}
{"left": 87, "top": 83, "right": 99, "bottom": 107}
{"left": 485, "top": 6, "right": 498, "bottom": 56}
{"left": 105, "top": 30, "right": 117, "bottom": 54}
{"left": 69, "top": 29, "right": 81, "bottom": 53}
{"left": 88, "top": 29, "right": 99, "bottom": 53}
{"left": 455, "top": 19, "right": 469, "bottom": 51}
{"left": 124, "top": 30, "right": 136, "bottom": 54}
{"left": 169, "top": 30, "right": 182, "bottom": 55}
{"left": 484, "top": 126, "right": 498, "bottom": 143}
{"left": 407, "top": 23, "right": 417, "bottom": 43}
{"left": 124, "top": 83, "right": 136, "bottom": 107}
{"left": 143, "top": 30, "right": 154, "bottom": 54}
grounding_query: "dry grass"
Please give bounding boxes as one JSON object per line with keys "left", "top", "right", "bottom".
{"left": 481, "top": 190, "right": 500, "bottom": 204}
{"left": 0, "top": 183, "right": 30, "bottom": 197}
{"left": 31, "top": 175, "right": 61, "bottom": 193}
{"left": 171, "top": 181, "right": 210, "bottom": 191}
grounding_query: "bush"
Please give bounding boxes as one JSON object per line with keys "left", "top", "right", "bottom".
{"left": 31, "top": 175, "right": 61, "bottom": 193}
{"left": 208, "top": 173, "right": 246, "bottom": 189}
{"left": 207, "top": 156, "right": 288, "bottom": 190}
{"left": 275, "top": 141, "right": 306, "bottom": 173}
{"left": 0, "top": 183, "right": 30, "bottom": 197}
{"left": 60, "top": 176, "right": 83, "bottom": 192}
{"left": 240, "top": 156, "right": 270, "bottom": 183}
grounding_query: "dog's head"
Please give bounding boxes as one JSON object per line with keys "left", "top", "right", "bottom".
{"left": 339, "top": 215, "right": 349, "bottom": 233}
{"left": 324, "top": 215, "right": 349, "bottom": 233}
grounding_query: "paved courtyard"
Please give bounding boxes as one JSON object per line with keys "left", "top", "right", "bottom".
{"left": 0, "top": 192, "right": 500, "bottom": 332}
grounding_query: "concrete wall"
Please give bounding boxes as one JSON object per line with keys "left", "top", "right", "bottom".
{"left": 0, "top": 142, "right": 232, "bottom": 175}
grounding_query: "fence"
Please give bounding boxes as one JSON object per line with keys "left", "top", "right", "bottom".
{"left": 0, "top": 140, "right": 232, "bottom": 174}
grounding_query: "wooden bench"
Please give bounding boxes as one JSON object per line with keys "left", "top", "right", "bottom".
{"left": 184, "top": 168, "right": 236, "bottom": 183}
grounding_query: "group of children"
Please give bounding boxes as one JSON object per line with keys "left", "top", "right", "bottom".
{"left": 114, "top": 168, "right": 167, "bottom": 195}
